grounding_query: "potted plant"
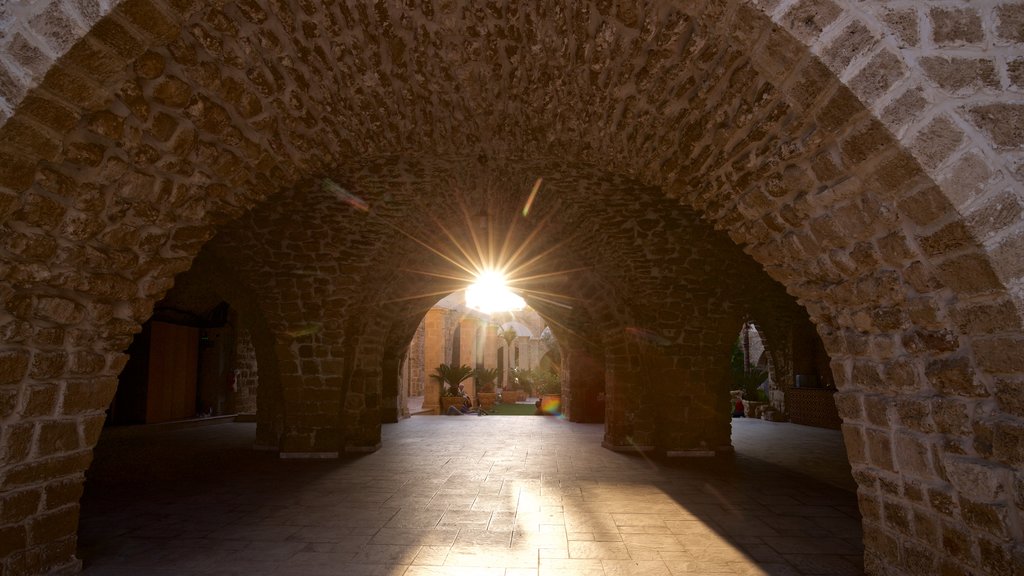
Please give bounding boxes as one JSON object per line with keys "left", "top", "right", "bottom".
{"left": 533, "top": 368, "right": 562, "bottom": 415}
{"left": 431, "top": 363, "right": 473, "bottom": 414}
{"left": 499, "top": 327, "right": 520, "bottom": 400}
{"left": 474, "top": 367, "right": 499, "bottom": 411}
{"left": 728, "top": 341, "right": 770, "bottom": 418}
{"left": 504, "top": 367, "right": 525, "bottom": 403}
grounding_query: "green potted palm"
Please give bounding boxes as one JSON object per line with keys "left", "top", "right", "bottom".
{"left": 431, "top": 363, "right": 474, "bottom": 414}
{"left": 474, "top": 367, "right": 499, "bottom": 411}
{"left": 533, "top": 368, "right": 562, "bottom": 415}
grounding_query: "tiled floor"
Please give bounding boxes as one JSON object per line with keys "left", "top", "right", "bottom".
{"left": 78, "top": 417, "right": 862, "bottom": 575}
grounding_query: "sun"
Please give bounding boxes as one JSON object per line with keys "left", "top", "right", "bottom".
{"left": 466, "top": 270, "right": 526, "bottom": 314}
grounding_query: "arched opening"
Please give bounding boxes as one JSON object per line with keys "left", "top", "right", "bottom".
{"left": 2, "top": 2, "right": 1022, "bottom": 574}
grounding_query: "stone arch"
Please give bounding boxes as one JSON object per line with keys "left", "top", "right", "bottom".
{"left": 0, "top": 1, "right": 1021, "bottom": 574}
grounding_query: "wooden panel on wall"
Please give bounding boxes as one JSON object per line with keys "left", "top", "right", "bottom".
{"left": 146, "top": 321, "right": 199, "bottom": 423}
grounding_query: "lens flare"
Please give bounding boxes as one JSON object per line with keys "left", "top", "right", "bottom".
{"left": 466, "top": 270, "right": 526, "bottom": 314}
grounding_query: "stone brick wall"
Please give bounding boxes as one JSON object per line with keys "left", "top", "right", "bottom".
{"left": 232, "top": 327, "right": 258, "bottom": 414}
{"left": 0, "top": 1, "right": 1022, "bottom": 575}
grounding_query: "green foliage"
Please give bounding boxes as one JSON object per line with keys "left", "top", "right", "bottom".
{"left": 532, "top": 368, "right": 561, "bottom": 395}
{"left": 431, "top": 363, "right": 474, "bottom": 397}
{"left": 730, "top": 341, "right": 768, "bottom": 401}
{"left": 474, "top": 367, "right": 499, "bottom": 392}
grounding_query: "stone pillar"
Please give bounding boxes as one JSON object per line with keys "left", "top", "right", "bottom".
{"left": 459, "top": 317, "right": 477, "bottom": 397}
{"left": 422, "top": 308, "right": 446, "bottom": 412}
{"left": 484, "top": 324, "right": 498, "bottom": 371}
{"left": 380, "top": 354, "right": 401, "bottom": 423}
{"left": 602, "top": 337, "right": 659, "bottom": 453}
{"left": 654, "top": 353, "right": 732, "bottom": 457}
{"left": 277, "top": 339, "right": 344, "bottom": 458}
{"left": 565, "top": 347, "right": 604, "bottom": 423}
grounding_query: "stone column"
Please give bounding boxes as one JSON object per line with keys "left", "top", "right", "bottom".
{"left": 459, "top": 317, "right": 477, "bottom": 397}
{"left": 484, "top": 324, "right": 498, "bottom": 371}
{"left": 277, "top": 339, "right": 344, "bottom": 458}
{"left": 422, "top": 308, "right": 446, "bottom": 412}
{"left": 380, "top": 354, "right": 402, "bottom": 423}
{"left": 565, "top": 347, "right": 604, "bottom": 423}
{"left": 602, "top": 338, "right": 657, "bottom": 453}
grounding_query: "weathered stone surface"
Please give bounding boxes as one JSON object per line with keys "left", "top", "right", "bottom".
{"left": 930, "top": 7, "right": 984, "bottom": 46}
{"left": 0, "top": 2, "right": 1020, "bottom": 575}
{"left": 996, "top": 3, "right": 1024, "bottom": 43}
{"left": 968, "top": 104, "right": 1024, "bottom": 149}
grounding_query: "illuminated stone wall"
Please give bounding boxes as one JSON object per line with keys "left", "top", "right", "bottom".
{"left": 0, "top": 1, "right": 1021, "bottom": 574}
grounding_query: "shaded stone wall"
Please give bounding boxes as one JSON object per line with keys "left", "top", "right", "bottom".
{"left": 0, "top": 2, "right": 1021, "bottom": 575}
{"left": 233, "top": 327, "right": 258, "bottom": 414}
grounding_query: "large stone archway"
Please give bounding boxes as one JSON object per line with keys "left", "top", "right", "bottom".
{"left": 1, "top": 1, "right": 1022, "bottom": 574}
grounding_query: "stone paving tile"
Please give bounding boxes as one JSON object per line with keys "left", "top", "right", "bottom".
{"left": 80, "top": 417, "right": 862, "bottom": 575}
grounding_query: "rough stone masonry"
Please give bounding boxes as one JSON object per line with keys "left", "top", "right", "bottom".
{"left": 0, "top": 1, "right": 1022, "bottom": 574}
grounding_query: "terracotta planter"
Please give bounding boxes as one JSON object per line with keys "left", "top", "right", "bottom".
{"left": 540, "top": 394, "right": 561, "bottom": 415}
{"left": 477, "top": 392, "right": 497, "bottom": 411}
{"left": 503, "top": 390, "right": 524, "bottom": 403}
{"left": 441, "top": 396, "right": 467, "bottom": 414}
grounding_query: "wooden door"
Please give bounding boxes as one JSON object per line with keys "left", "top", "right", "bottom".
{"left": 146, "top": 322, "right": 199, "bottom": 423}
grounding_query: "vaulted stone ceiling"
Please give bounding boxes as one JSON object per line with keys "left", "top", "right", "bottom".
{"left": 1, "top": 1, "right": 1023, "bottom": 575}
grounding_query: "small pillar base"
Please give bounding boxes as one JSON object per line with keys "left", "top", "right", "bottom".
{"left": 602, "top": 440, "right": 656, "bottom": 453}
{"left": 279, "top": 451, "right": 339, "bottom": 459}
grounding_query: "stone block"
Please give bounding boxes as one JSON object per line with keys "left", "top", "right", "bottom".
{"left": 0, "top": 488, "right": 41, "bottom": 524}
{"left": 1009, "top": 58, "right": 1024, "bottom": 89}
{"left": 895, "top": 431, "right": 932, "bottom": 476}
{"left": 953, "top": 300, "right": 1022, "bottom": 335}
{"left": 896, "top": 397, "right": 935, "bottom": 433}
{"left": 943, "top": 454, "right": 1009, "bottom": 502}
{"left": 89, "top": 17, "right": 144, "bottom": 60}
{"left": 27, "top": 505, "right": 80, "bottom": 547}
{"left": 0, "top": 349, "right": 30, "bottom": 385}
{"left": 920, "top": 57, "right": 1000, "bottom": 94}
{"left": 925, "top": 356, "right": 984, "bottom": 397}
{"left": 931, "top": 398, "right": 971, "bottom": 436}
{"left": 0, "top": 525, "right": 27, "bottom": 557}
{"left": 43, "top": 479, "right": 84, "bottom": 511}
{"left": 940, "top": 523, "right": 972, "bottom": 560}
{"left": 119, "top": 0, "right": 182, "bottom": 42}
{"left": 61, "top": 377, "right": 118, "bottom": 415}
{"left": 968, "top": 104, "right": 1024, "bottom": 149}
{"left": 966, "top": 190, "right": 1023, "bottom": 235}
{"left": 850, "top": 50, "right": 906, "bottom": 104}
{"left": 911, "top": 115, "right": 964, "bottom": 169}
{"left": 18, "top": 93, "right": 78, "bottom": 134}
{"left": 866, "top": 428, "right": 895, "bottom": 470}
{"left": 0, "top": 149, "right": 39, "bottom": 192}
{"left": 994, "top": 377, "right": 1024, "bottom": 418}
{"left": 864, "top": 394, "right": 894, "bottom": 426}
{"left": 882, "top": 9, "right": 919, "bottom": 47}
{"left": 36, "top": 420, "right": 80, "bottom": 457}
{"left": 840, "top": 120, "right": 891, "bottom": 168}
{"left": 960, "top": 497, "right": 1009, "bottom": 538}
{"left": 907, "top": 508, "right": 937, "bottom": 545}
{"left": 883, "top": 498, "right": 912, "bottom": 535}
{"left": 902, "top": 329, "right": 959, "bottom": 355}
{"left": 993, "top": 419, "right": 1024, "bottom": 466}
{"left": 30, "top": 3, "right": 83, "bottom": 53}
{"left": 23, "top": 385, "right": 58, "bottom": 418}
{"left": 929, "top": 7, "right": 984, "bottom": 46}
{"left": 782, "top": 0, "right": 842, "bottom": 42}
{"left": 822, "top": 20, "right": 875, "bottom": 72}
{"left": 882, "top": 86, "right": 928, "bottom": 130}
{"left": 973, "top": 337, "right": 1024, "bottom": 374}
{"left": 934, "top": 253, "right": 1003, "bottom": 296}
{"left": 996, "top": 3, "right": 1024, "bottom": 43}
